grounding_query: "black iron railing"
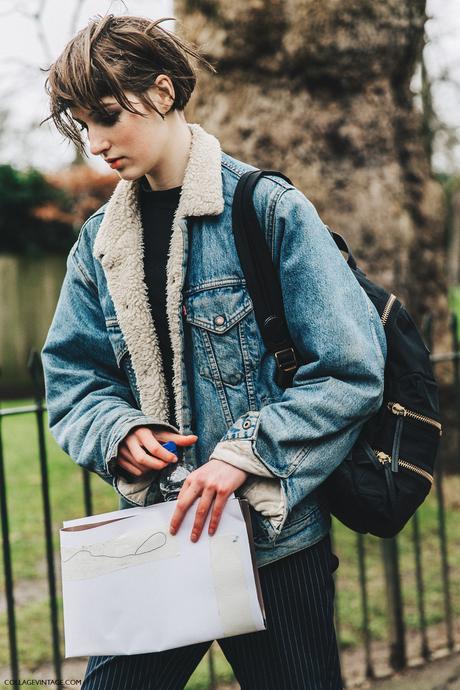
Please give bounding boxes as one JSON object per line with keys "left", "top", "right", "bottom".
{"left": 1, "top": 328, "right": 459, "bottom": 687}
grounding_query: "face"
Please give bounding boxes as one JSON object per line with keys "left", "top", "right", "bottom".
{"left": 71, "top": 87, "right": 172, "bottom": 180}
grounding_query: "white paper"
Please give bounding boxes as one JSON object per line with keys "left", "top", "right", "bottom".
{"left": 60, "top": 497, "right": 265, "bottom": 657}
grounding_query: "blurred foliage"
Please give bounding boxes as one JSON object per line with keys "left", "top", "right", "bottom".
{"left": 435, "top": 171, "right": 460, "bottom": 248}
{"left": 441, "top": 172, "right": 460, "bottom": 339}
{"left": 448, "top": 285, "right": 460, "bottom": 340}
{"left": 0, "top": 163, "right": 117, "bottom": 256}
{"left": 47, "top": 165, "right": 117, "bottom": 230}
{"left": 0, "top": 164, "right": 74, "bottom": 256}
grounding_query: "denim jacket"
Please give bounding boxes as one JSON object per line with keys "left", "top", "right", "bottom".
{"left": 42, "top": 124, "right": 386, "bottom": 567}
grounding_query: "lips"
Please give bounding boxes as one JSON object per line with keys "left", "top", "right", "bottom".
{"left": 106, "top": 157, "right": 123, "bottom": 170}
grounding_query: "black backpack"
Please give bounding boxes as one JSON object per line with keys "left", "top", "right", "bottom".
{"left": 232, "top": 169, "right": 442, "bottom": 539}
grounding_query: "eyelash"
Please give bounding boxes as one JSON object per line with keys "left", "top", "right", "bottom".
{"left": 77, "top": 112, "right": 120, "bottom": 132}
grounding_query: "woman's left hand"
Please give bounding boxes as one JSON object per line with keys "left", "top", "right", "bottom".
{"left": 169, "top": 459, "right": 248, "bottom": 542}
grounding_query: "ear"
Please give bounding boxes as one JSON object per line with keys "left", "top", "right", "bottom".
{"left": 153, "top": 74, "right": 175, "bottom": 112}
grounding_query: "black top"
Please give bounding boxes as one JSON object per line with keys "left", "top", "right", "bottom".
{"left": 139, "top": 177, "right": 181, "bottom": 427}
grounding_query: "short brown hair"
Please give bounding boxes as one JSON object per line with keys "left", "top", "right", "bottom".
{"left": 44, "top": 14, "right": 214, "bottom": 151}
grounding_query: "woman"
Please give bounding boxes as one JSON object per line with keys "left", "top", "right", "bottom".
{"left": 43, "top": 13, "right": 386, "bottom": 690}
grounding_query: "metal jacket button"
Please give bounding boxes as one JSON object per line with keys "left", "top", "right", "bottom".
{"left": 214, "top": 315, "right": 225, "bottom": 326}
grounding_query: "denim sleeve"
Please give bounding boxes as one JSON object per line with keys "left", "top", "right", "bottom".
{"left": 213, "top": 186, "right": 386, "bottom": 516}
{"left": 42, "top": 243, "right": 168, "bottom": 484}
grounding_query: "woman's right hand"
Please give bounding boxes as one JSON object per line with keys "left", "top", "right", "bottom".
{"left": 116, "top": 427, "right": 198, "bottom": 477}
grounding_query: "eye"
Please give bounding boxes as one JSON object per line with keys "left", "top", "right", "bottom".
{"left": 94, "top": 111, "right": 120, "bottom": 127}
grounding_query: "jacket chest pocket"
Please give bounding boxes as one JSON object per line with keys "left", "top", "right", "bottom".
{"left": 184, "top": 283, "right": 260, "bottom": 386}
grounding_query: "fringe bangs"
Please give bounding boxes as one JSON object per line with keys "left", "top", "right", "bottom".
{"left": 43, "top": 14, "right": 215, "bottom": 152}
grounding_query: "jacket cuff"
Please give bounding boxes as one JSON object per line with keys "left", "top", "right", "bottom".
{"left": 220, "top": 411, "right": 260, "bottom": 441}
{"left": 210, "top": 439, "right": 273, "bottom": 477}
{"left": 106, "top": 416, "right": 179, "bottom": 506}
{"left": 210, "top": 437, "right": 285, "bottom": 529}
{"left": 107, "top": 416, "right": 178, "bottom": 472}
{"left": 239, "top": 476, "right": 285, "bottom": 529}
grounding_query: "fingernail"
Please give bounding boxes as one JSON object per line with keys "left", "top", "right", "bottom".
{"left": 170, "top": 527, "right": 176, "bottom": 535}
{"left": 209, "top": 529, "right": 214, "bottom": 536}
{"left": 191, "top": 533, "right": 198, "bottom": 542}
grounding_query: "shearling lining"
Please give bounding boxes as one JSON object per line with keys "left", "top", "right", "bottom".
{"left": 93, "top": 124, "right": 224, "bottom": 505}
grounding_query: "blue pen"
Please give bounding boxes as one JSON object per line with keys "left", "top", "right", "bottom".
{"left": 159, "top": 441, "right": 191, "bottom": 501}
{"left": 162, "top": 441, "right": 178, "bottom": 455}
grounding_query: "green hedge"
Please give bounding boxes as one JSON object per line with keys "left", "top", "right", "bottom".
{"left": 0, "top": 164, "right": 75, "bottom": 256}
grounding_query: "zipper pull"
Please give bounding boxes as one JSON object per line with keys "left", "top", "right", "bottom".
{"left": 388, "top": 402, "right": 406, "bottom": 416}
{"left": 391, "top": 416, "right": 404, "bottom": 473}
{"left": 376, "top": 451, "right": 391, "bottom": 465}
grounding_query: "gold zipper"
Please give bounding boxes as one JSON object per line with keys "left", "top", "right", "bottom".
{"left": 387, "top": 401, "right": 442, "bottom": 435}
{"left": 381, "top": 293, "right": 397, "bottom": 326}
{"left": 375, "top": 450, "right": 433, "bottom": 484}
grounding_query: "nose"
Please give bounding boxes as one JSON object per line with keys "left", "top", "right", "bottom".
{"left": 88, "top": 127, "right": 110, "bottom": 156}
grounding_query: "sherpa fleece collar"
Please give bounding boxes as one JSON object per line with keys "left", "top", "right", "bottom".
{"left": 93, "top": 123, "right": 224, "bottom": 430}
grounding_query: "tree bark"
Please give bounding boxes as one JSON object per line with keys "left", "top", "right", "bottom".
{"left": 176, "top": 0, "right": 447, "bottom": 345}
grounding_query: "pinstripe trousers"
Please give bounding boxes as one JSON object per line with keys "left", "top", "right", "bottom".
{"left": 82, "top": 535, "right": 342, "bottom": 690}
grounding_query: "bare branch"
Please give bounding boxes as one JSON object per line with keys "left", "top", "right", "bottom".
{"left": 68, "top": 0, "right": 86, "bottom": 38}
{"left": 9, "top": 1, "right": 39, "bottom": 19}
{"left": 0, "top": 1, "right": 32, "bottom": 18}
{"left": 0, "top": 56, "right": 39, "bottom": 71}
{"left": 107, "top": 0, "right": 129, "bottom": 14}
{"left": 0, "top": 8, "right": 19, "bottom": 18}
{"left": 32, "top": 0, "right": 53, "bottom": 63}
{"left": 0, "top": 76, "right": 39, "bottom": 103}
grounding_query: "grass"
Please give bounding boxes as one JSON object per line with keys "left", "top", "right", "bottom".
{"left": 0, "top": 400, "right": 117, "bottom": 580}
{"left": 448, "top": 286, "right": 460, "bottom": 340}
{"left": 332, "top": 479, "right": 460, "bottom": 650}
{"left": 1, "top": 399, "right": 459, "bottom": 686}
{"left": 185, "top": 646, "right": 235, "bottom": 690}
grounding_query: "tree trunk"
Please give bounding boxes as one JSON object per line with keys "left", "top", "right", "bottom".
{"left": 176, "top": 0, "right": 447, "bottom": 346}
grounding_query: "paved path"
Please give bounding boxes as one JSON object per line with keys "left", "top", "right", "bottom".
{"left": 2, "top": 652, "right": 460, "bottom": 689}
{"left": 367, "top": 653, "right": 460, "bottom": 690}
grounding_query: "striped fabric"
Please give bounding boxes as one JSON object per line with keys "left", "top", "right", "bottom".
{"left": 82, "top": 535, "right": 342, "bottom": 690}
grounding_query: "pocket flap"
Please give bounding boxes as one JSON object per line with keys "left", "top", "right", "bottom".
{"left": 185, "top": 284, "right": 253, "bottom": 334}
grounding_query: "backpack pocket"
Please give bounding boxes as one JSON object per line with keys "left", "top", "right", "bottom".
{"left": 323, "top": 433, "right": 435, "bottom": 539}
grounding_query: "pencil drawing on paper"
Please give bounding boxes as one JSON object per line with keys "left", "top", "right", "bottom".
{"left": 61, "top": 526, "right": 179, "bottom": 581}
{"left": 62, "top": 531, "right": 167, "bottom": 564}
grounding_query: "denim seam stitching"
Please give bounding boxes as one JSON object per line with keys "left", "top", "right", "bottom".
{"left": 238, "top": 321, "right": 258, "bottom": 410}
{"left": 267, "top": 185, "right": 290, "bottom": 258}
{"left": 70, "top": 253, "right": 98, "bottom": 297}
{"left": 366, "top": 293, "right": 387, "bottom": 369}
{"left": 201, "top": 329, "right": 234, "bottom": 426}
{"left": 221, "top": 158, "right": 293, "bottom": 194}
{"left": 289, "top": 444, "right": 313, "bottom": 474}
{"left": 186, "top": 301, "right": 253, "bottom": 333}
{"left": 184, "top": 277, "right": 247, "bottom": 295}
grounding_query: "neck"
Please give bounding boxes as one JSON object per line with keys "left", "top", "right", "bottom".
{"left": 144, "top": 112, "right": 191, "bottom": 191}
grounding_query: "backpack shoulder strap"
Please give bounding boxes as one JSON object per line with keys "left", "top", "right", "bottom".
{"left": 232, "top": 169, "right": 298, "bottom": 387}
{"left": 326, "top": 227, "right": 357, "bottom": 271}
